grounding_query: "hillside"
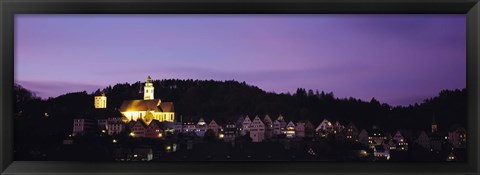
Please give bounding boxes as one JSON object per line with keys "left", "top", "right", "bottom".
{"left": 14, "top": 79, "right": 466, "bottom": 135}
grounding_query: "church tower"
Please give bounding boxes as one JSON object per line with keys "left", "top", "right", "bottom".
{"left": 431, "top": 117, "right": 438, "bottom": 133}
{"left": 144, "top": 76, "right": 154, "bottom": 100}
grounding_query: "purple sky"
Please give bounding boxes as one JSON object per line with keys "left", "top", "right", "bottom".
{"left": 15, "top": 14, "right": 466, "bottom": 106}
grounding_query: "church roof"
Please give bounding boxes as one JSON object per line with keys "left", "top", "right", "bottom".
{"left": 120, "top": 99, "right": 160, "bottom": 112}
{"left": 119, "top": 99, "right": 175, "bottom": 113}
{"left": 159, "top": 102, "right": 175, "bottom": 112}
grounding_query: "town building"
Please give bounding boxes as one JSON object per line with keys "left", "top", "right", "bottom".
{"left": 182, "top": 121, "right": 196, "bottom": 133}
{"left": 223, "top": 122, "right": 237, "bottom": 142}
{"left": 392, "top": 131, "right": 408, "bottom": 151}
{"left": 415, "top": 131, "right": 431, "bottom": 150}
{"left": 344, "top": 122, "right": 358, "bottom": 142}
{"left": 249, "top": 116, "right": 265, "bottom": 142}
{"left": 295, "top": 121, "right": 306, "bottom": 138}
{"left": 263, "top": 115, "right": 273, "bottom": 139}
{"left": 130, "top": 120, "right": 147, "bottom": 138}
{"left": 106, "top": 117, "right": 125, "bottom": 135}
{"left": 119, "top": 76, "right": 175, "bottom": 124}
{"left": 358, "top": 129, "right": 369, "bottom": 147}
{"left": 315, "top": 118, "right": 333, "bottom": 134}
{"left": 304, "top": 121, "right": 315, "bottom": 138}
{"left": 242, "top": 116, "right": 252, "bottom": 135}
{"left": 195, "top": 118, "right": 207, "bottom": 137}
{"left": 332, "top": 121, "right": 344, "bottom": 134}
{"left": 374, "top": 145, "right": 390, "bottom": 160}
{"left": 235, "top": 116, "right": 245, "bottom": 135}
{"left": 72, "top": 118, "right": 97, "bottom": 136}
{"left": 273, "top": 115, "right": 287, "bottom": 135}
{"left": 448, "top": 125, "right": 467, "bottom": 149}
{"left": 369, "top": 126, "right": 385, "bottom": 147}
{"left": 94, "top": 93, "right": 107, "bottom": 109}
{"left": 286, "top": 121, "right": 296, "bottom": 138}
{"left": 145, "top": 120, "right": 163, "bottom": 138}
{"left": 208, "top": 120, "right": 220, "bottom": 135}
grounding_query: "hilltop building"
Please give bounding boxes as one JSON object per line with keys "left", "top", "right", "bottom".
{"left": 119, "top": 76, "right": 175, "bottom": 124}
{"left": 94, "top": 93, "right": 107, "bottom": 109}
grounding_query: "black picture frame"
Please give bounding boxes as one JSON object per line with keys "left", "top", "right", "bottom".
{"left": 1, "top": 0, "right": 479, "bottom": 174}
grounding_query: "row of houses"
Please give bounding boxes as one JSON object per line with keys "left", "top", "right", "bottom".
{"left": 72, "top": 114, "right": 466, "bottom": 152}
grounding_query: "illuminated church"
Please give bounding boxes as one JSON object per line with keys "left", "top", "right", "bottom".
{"left": 118, "top": 76, "right": 175, "bottom": 124}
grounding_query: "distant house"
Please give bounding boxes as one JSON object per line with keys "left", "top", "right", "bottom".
{"left": 273, "top": 115, "right": 287, "bottom": 135}
{"left": 182, "top": 121, "right": 196, "bottom": 133}
{"left": 369, "top": 126, "right": 385, "bottom": 147}
{"left": 195, "top": 118, "right": 207, "bottom": 137}
{"left": 208, "top": 120, "right": 220, "bottom": 135}
{"left": 358, "top": 129, "right": 369, "bottom": 147}
{"left": 106, "top": 117, "right": 125, "bottom": 135}
{"left": 235, "top": 116, "right": 245, "bottom": 135}
{"left": 415, "top": 131, "right": 431, "bottom": 150}
{"left": 242, "top": 116, "right": 252, "bottom": 135}
{"left": 344, "top": 122, "right": 358, "bottom": 142}
{"left": 97, "top": 118, "right": 107, "bottom": 130}
{"left": 385, "top": 139, "right": 396, "bottom": 150}
{"left": 295, "top": 122, "right": 306, "bottom": 138}
{"left": 145, "top": 120, "right": 163, "bottom": 138}
{"left": 223, "top": 122, "right": 237, "bottom": 142}
{"left": 304, "top": 121, "right": 315, "bottom": 138}
{"left": 286, "top": 121, "right": 296, "bottom": 138}
{"left": 446, "top": 152, "right": 457, "bottom": 161}
{"left": 113, "top": 148, "right": 132, "bottom": 161}
{"left": 249, "top": 116, "right": 266, "bottom": 142}
{"left": 130, "top": 120, "right": 147, "bottom": 137}
{"left": 174, "top": 121, "right": 183, "bottom": 133}
{"left": 448, "top": 125, "right": 467, "bottom": 149}
{"left": 72, "top": 118, "right": 96, "bottom": 136}
{"left": 373, "top": 145, "right": 390, "bottom": 160}
{"left": 263, "top": 115, "right": 274, "bottom": 139}
{"left": 392, "top": 131, "right": 408, "bottom": 151}
{"left": 315, "top": 118, "right": 333, "bottom": 134}
{"left": 131, "top": 148, "right": 153, "bottom": 161}
{"left": 429, "top": 133, "right": 445, "bottom": 151}
{"left": 332, "top": 121, "right": 344, "bottom": 134}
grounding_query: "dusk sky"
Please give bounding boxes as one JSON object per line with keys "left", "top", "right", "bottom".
{"left": 15, "top": 14, "right": 466, "bottom": 106}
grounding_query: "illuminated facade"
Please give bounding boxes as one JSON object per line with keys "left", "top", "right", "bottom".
{"left": 94, "top": 93, "right": 107, "bottom": 109}
{"left": 119, "top": 76, "right": 175, "bottom": 124}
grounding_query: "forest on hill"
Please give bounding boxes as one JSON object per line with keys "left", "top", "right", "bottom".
{"left": 14, "top": 79, "right": 466, "bottom": 137}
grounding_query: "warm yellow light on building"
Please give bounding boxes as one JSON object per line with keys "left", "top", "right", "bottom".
{"left": 219, "top": 133, "right": 224, "bottom": 139}
{"left": 130, "top": 132, "right": 135, "bottom": 137}
{"left": 166, "top": 146, "right": 172, "bottom": 151}
{"left": 102, "top": 130, "right": 106, "bottom": 133}
{"left": 158, "top": 133, "right": 163, "bottom": 138}
{"left": 112, "top": 139, "right": 117, "bottom": 143}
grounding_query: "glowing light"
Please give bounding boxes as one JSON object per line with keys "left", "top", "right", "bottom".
{"left": 102, "top": 130, "right": 106, "bottom": 133}
{"left": 166, "top": 146, "right": 172, "bottom": 151}
{"left": 130, "top": 132, "right": 135, "bottom": 137}
{"left": 158, "top": 133, "right": 163, "bottom": 138}
{"left": 44, "top": 113, "right": 49, "bottom": 117}
{"left": 112, "top": 139, "right": 117, "bottom": 143}
{"left": 219, "top": 133, "right": 224, "bottom": 139}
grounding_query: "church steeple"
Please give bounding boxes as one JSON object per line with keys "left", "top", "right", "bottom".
{"left": 431, "top": 116, "right": 438, "bottom": 133}
{"left": 144, "top": 76, "right": 154, "bottom": 100}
